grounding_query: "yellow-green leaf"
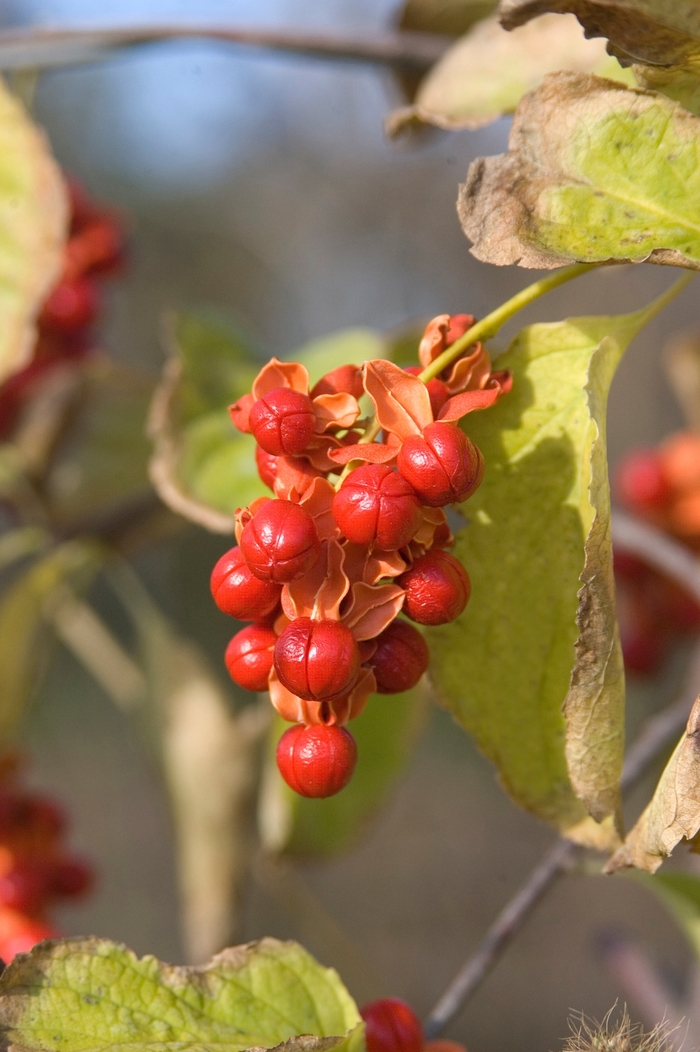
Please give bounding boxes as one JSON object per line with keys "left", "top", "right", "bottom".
{"left": 0, "top": 77, "right": 66, "bottom": 385}
{"left": 260, "top": 683, "right": 430, "bottom": 856}
{"left": 0, "top": 936, "right": 363, "bottom": 1052}
{"left": 459, "top": 72, "right": 700, "bottom": 270}
{"left": 427, "top": 291, "right": 681, "bottom": 831}
{"left": 387, "top": 13, "right": 631, "bottom": 137}
{"left": 0, "top": 539, "right": 103, "bottom": 742}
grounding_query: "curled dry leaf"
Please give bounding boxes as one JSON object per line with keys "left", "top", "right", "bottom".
{"left": 398, "top": 0, "right": 498, "bottom": 37}
{"left": 0, "top": 936, "right": 363, "bottom": 1052}
{"left": 607, "top": 697, "right": 700, "bottom": 873}
{"left": 633, "top": 55, "right": 700, "bottom": 118}
{"left": 498, "top": 0, "right": 700, "bottom": 68}
{"left": 459, "top": 72, "right": 700, "bottom": 270}
{"left": 387, "top": 13, "right": 627, "bottom": 137}
{"left": 0, "top": 78, "right": 67, "bottom": 386}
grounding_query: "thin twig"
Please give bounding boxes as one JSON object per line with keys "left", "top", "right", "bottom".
{"left": 0, "top": 25, "right": 449, "bottom": 72}
{"left": 424, "top": 627, "right": 700, "bottom": 1038}
{"left": 612, "top": 510, "right": 700, "bottom": 607}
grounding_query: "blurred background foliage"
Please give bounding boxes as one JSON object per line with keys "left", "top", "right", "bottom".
{"left": 1, "top": 2, "right": 699, "bottom": 1052}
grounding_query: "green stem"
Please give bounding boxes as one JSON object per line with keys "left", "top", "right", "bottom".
{"left": 337, "top": 264, "right": 694, "bottom": 487}
{"left": 419, "top": 262, "right": 593, "bottom": 384}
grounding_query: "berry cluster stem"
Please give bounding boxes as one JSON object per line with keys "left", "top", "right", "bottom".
{"left": 336, "top": 263, "right": 596, "bottom": 487}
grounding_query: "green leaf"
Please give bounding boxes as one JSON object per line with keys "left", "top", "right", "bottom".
{"left": 397, "top": 0, "right": 498, "bottom": 36}
{"left": 459, "top": 72, "right": 700, "bottom": 270}
{"left": 0, "top": 936, "right": 363, "bottom": 1052}
{"left": 148, "top": 312, "right": 264, "bottom": 533}
{"left": 499, "top": 0, "right": 700, "bottom": 68}
{"left": 45, "top": 359, "right": 154, "bottom": 525}
{"left": 148, "top": 314, "right": 384, "bottom": 533}
{"left": 0, "top": 539, "right": 103, "bottom": 743}
{"left": 387, "top": 14, "right": 631, "bottom": 137}
{"left": 105, "top": 562, "right": 270, "bottom": 963}
{"left": 427, "top": 291, "right": 681, "bottom": 831}
{"left": 634, "top": 871, "right": 700, "bottom": 959}
{"left": 260, "top": 684, "right": 430, "bottom": 856}
{"left": 0, "top": 77, "right": 66, "bottom": 385}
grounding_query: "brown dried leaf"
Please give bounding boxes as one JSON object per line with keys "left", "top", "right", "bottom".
{"left": 607, "top": 697, "right": 700, "bottom": 873}
{"left": 498, "top": 0, "right": 700, "bottom": 67}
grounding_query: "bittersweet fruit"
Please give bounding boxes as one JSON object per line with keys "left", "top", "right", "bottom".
{"left": 40, "top": 276, "right": 99, "bottom": 333}
{"left": 240, "top": 500, "right": 320, "bottom": 583}
{"left": 333, "top": 465, "right": 421, "bottom": 551}
{"left": 398, "top": 549, "right": 470, "bottom": 625}
{"left": 255, "top": 446, "right": 278, "bottom": 490}
{"left": 360, "top": 999, "right": 424, "bottom": 1052}
{"left": 249, "top": 387, "right": 316, "bottom": 456}
{"left": 210, "top": 546, "right": 281, "bottom": 621}
{"left": 50, "top": 858, "right": 94, "bottom": 899}
{"left": 274, "top": 617, "right": 360, "bottom": 701}
{"left": 370, "top": 620, "right": 429, "bottom": 694}
{"left": 615, "top": 449, "right": 670, "bottom": 511}
{"left": 276, "top": 724, "right": 357, "bottom": 798}
{"left": 225, "top": 625, "right": 276, "bottom": 692}
{"left": 397, "top": 422, "right": 483, "bottom": 506}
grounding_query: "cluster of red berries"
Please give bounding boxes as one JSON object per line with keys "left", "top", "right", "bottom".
{"left": 0, "top": 754, "right": 94, "bottom": 963}
{"left": 615, "top": 431, "right": 700, "bottom": 674}
{"left": 211, "top": 314, "right": 511, "bottom": 798}
{"left": 0, "top": 178, "right": 125, "bottom": 437}
{"left": 360, "top": 997, "right": 464, "bottom": 1052}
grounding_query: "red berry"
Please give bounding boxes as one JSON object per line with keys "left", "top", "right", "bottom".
{"left": 240, "top": 500, "right": 320, "bottom": 583}
{"left": 615, "top": 449, "right": 670, "bottom": 511}
{"left": 276, "top": 724, "right": 357, "bottom": 798}
{"left": 398, "top": 550, "right": 470, "bottom": 625}
{"left": 370, "top": 621, "right": 429, "bottom": 694}
{"left": 311, "top": 365, "right": 364, "bottom": 400}
{"left": 659, "top": 431, "right": 700, "bottom": 492}
{"left": 255, "top": 446, "right": 278, "bottom": 490}
{"left": 404, "top": 367, "right": 449, "bottom": 417}
{"left": 274, "top": 618, "right": 360, "bottom": 702}
{"left": 360, "top": 999, "right": 424, "bottom": 1052}
{"left": 225, "top": 625, "right": 276, "bottom": 692}
{"left": 210, "top": 546, "right": 281, "bottom": 621}
{"left": 0, "top": 863, "right": 49, "bottom": 913}
{"left": 249, "top": 388, "right": 316, "bottom": 456}
{"left": 50, "top": 858, "right": 95, "bottom": 899}
{"left": 26, "top": 797, "right": 66, "bottom": 838}
{"left": 333, "top": 465, "right": 421, "bottom": 551}
{"left": 620, "top": 624, "right": 666, "bottom": 676}
{"left": 40, "top": 276, "right": 99, "bottom": 333}
{"left": 613, "top": 550, "right": 650, "bottom": 582}
{"left": 397, "top": 422, "right": 483, "bottom": 506}
{"left": 64, "top": 217, "right": 124, "bottom": 278}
